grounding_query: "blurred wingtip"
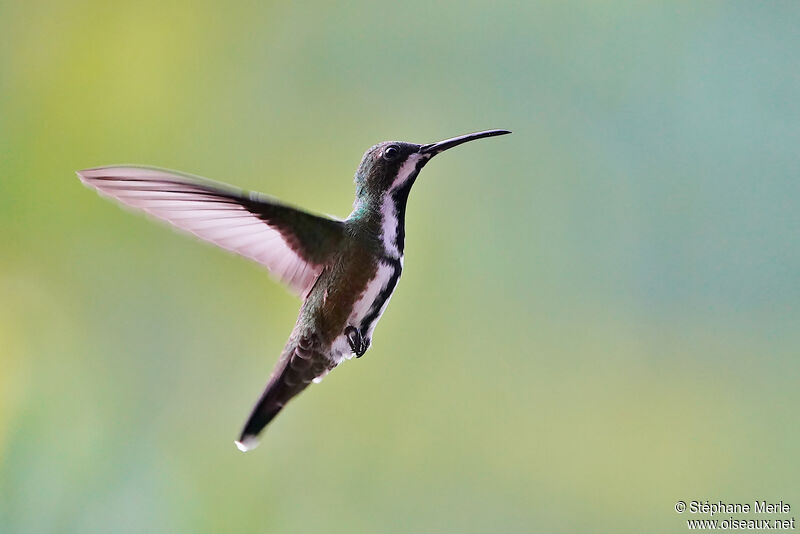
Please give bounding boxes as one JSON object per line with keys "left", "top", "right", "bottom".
{"left": 76, "top": 166, "right": 112, "bottom": 184}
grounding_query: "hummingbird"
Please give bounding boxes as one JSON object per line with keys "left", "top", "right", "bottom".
{"left": 77, "top": 129, "right": 511, "bottom": 451}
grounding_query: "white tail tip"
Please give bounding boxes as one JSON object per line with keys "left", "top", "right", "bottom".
{"left": 234, "top": 436, "right": 259, "bottom": 452}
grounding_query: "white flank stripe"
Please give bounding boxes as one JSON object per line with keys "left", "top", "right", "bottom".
{"left": 331, "top": 260, "right": 400, "bottom": 364}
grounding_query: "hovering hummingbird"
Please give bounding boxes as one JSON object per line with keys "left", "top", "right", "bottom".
{"left": 77, "top": 129, "right": 511, "bottom": 451}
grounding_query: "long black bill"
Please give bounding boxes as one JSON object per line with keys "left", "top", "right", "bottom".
{"left": 419, "top": 129, "right": 511, "bottom": 155}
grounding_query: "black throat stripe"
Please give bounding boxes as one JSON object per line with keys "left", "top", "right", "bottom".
{"left": 388, "top": 158, "right": 426, "bottom": 256}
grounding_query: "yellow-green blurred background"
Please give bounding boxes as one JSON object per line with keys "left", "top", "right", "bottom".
{"left": 2, "top": 1, "right": 798, "bottom": 532}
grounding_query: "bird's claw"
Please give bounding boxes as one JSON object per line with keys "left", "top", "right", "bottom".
{"left": 345, "top": 326, "right": 369, "bottom": 358}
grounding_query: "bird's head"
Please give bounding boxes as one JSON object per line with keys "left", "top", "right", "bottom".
{"left": 350, "top": 129, "right": 511, "bottom": 217}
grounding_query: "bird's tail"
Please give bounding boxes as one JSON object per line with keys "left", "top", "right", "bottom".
{"left": 235, "top": 340, "right": 332, "bottom": 452}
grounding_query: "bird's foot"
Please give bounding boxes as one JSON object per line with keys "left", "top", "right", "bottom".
{"left": 345, "top": 326, "right": 369, "bottom": 358}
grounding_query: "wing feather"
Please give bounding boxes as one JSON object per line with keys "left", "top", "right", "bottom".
{"left": 78, "top": 165, "right": 344, "bottom": 298}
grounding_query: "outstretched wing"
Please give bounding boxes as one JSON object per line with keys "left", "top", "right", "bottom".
{"left": 77, "top": 165, "right": 344, "bottom": 298}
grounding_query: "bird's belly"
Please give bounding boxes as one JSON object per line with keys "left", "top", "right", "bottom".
{"left": 330, "top": 257, "right": 402, "bottom": 363}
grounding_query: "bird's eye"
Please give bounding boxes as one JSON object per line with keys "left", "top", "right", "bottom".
{"left": 383, "top": 145, "right": 400, "bottom": 161}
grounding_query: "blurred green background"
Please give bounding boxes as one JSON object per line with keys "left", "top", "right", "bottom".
{"left": 1, "top": 1, "right": 798, "bottom": 532}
